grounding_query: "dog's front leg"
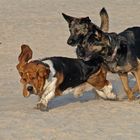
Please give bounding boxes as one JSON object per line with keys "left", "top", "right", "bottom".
{"left": 37, "top": 77, "right": 57, "bottom": 111}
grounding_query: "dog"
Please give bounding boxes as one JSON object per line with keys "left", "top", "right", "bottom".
{"left": 77, "top": 26, "right": 140, "bottom": 100}
{"left": 62, "top": 8, "right": 116, "bottom": 99}
{"left": 62, "top": 7, "right": 109, "bottom": 47}
{"left": 16, "top": 45, "right": 117, "bottom": 111}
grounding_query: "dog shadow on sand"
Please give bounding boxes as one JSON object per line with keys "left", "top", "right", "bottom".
{"left": 48, "top": 90, "right": 98, "bottom": 110}
{"left": 48, "top": 75, "right": 139, "bottom": 110}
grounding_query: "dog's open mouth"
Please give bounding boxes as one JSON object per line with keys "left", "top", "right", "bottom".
{"left": 68, "top": 40, "right": 80, "bottom": 47}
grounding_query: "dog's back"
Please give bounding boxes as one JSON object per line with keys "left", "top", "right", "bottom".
{"left": 41, "top": 56, "right": 102, "bottom": 91}
{"left": 119, "top": 27, "right": 140, "bottom": 58}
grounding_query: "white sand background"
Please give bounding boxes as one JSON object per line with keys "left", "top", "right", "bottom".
{"left": 0, "top": 0, "right": 140, "bottom": 139}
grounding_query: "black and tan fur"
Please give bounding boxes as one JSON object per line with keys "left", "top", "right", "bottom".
{"left": 62, "top": 8, "right": 112, "bottom": 98}
{"left": 77, "top": 26, "right": 140, "bottom": 100}
{"left": 62, "top": 7, "right": 109, "bottom": 47}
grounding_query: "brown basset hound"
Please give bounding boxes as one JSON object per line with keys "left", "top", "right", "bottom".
{"left": 16, "top": 45, "right": 116, "bottom": 111}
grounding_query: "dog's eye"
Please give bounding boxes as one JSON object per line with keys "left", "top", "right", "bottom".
{"left": 19, "top": 72, "right": 23, "bottom": 76}
{"left": 31, "top": 77, "right": 36, "bottom": 80}
{"left": 74, "top": 29, "right": 79, "bottom": 33}
{"left": 22, "top": 78, "right": 27, "bottom": 82}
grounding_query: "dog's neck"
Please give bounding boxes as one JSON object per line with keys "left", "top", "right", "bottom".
{"left": 103, "top": 33, "right": 121, "bottom": 62}
{"left": 103, "top": 33, "right": 138, "bottom": 73}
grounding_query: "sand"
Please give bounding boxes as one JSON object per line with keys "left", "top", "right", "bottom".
{"left": 0, "top": 0, "right": 140, "bottom": 139}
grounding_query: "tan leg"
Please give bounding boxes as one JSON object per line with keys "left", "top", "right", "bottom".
{"left": 119, "top": 73, "right": 134, "bottom": 100}
{"left": 132, "top": 84, "right": 139, "bottom": 93}
{"left": 133, "top": 69, "right": 140, "bottom": 93}
{"left": 130, "top": 72, "right": 139, "bottom": 93}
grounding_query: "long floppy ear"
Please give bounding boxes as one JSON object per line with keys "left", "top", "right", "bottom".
{"left": 16, "top": 44, "right": 33, "bottom": 75}
{"left": 99, "top": 7, "right": 109, "bottom": 32}
{"left": 62, "top": 13, "right": 74, "bottom": 23}
{"left": 38, "top": 66, "right": 50, "bottom": 79}
{"left": 18, "top": 44, "right": 33, "bottom": 63}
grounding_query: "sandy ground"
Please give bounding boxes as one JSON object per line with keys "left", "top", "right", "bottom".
{"left": 0, "top": 0, "right": 140, "bottom": 139}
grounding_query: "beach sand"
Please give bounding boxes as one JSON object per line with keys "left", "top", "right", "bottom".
{"left": 0, "top": 0, "right": 140, "bottom": 139}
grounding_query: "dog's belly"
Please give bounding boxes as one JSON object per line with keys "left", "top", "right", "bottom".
{"left": 137, "top": 58, "right": 140, "bottom": 63}
{"left": 106, "top": 62, "right": 135, "bottom": 73}
{"left": 59, "top": 77, "right": 86, "bottom": 92}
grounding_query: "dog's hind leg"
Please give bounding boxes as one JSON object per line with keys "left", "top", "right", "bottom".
{"left": 130, "top": 72, "right": 139, "bottom": 93}
{"left": 132, "top": 68, "right": 140, "bottom": 93}
{"left": 132, "top": 84, "right": 139, "bottom": 93}
{"left": 119, "top": 73, "right": 134, "bottom": 100}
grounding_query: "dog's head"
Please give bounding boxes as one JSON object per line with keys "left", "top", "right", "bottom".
{"left": 62, "top": 8, "right": 109, "bottom": 47}
{"left": 62, "top": 13, "right": 91, "bottom": 46}
{"left": 16, "top": 45, "right": 50, "bottom": 97}
{"left": 76, "top": 28, "right": 110, "bottom": 60}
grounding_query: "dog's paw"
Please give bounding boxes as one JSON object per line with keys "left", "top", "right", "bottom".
{"left": 128, "top": 98, "right": 135, "bottom": 101}
{"left": 106, "top": 92, "right": 118, "bottom": 101}
{"left": 36, "top": 103, "right": 49, "bottom": 112}
{"left": 128, "top": 95, "right": 135, "bottom": 101}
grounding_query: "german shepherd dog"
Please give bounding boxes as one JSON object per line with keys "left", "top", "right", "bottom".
{"left": 62, "top": 7, "right": 109, "bottom": 47}
{"left": 62, "top": 8, "right": 118, "bottom": 100}
{"left": 77, "top": 26, "right": 140, "bottom": 100}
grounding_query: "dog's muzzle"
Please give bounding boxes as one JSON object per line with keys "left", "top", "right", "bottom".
{"left": 67, "top": 38, "right": 77, "bottom": 46}
{"left": 27, "top": 85, "right": 33, "bottom": 92}
{"left": 76, "top": 46, "right": 93, "bottom": 61}
{"left": 67, "top": 35, "right": 84, "bottom": 46}
{"left": 24, "top": 84, "right": 37, "bottom": 97}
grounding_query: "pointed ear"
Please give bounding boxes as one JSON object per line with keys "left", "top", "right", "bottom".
{"left": 62, "top": 13, "right": 74, "bottom": 23}
{"left": 80, "top": 17, "right": 91, "bottom": 24}
{"left": 16, "top": 44, "right": 33, "bottom": 75}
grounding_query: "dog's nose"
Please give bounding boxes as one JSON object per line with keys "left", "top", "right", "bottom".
{"left": 67, "top": 38, "right": 76, "bottom": 46}
{"left": 67, "top": 39, "right": 73, "bottom": 45}
{"left": 27, "top": 86, "right": 33, "bottom": 92}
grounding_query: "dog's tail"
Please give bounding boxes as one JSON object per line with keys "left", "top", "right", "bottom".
{"left": 99, "top": 7, "right": 109, "bottom": 32}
